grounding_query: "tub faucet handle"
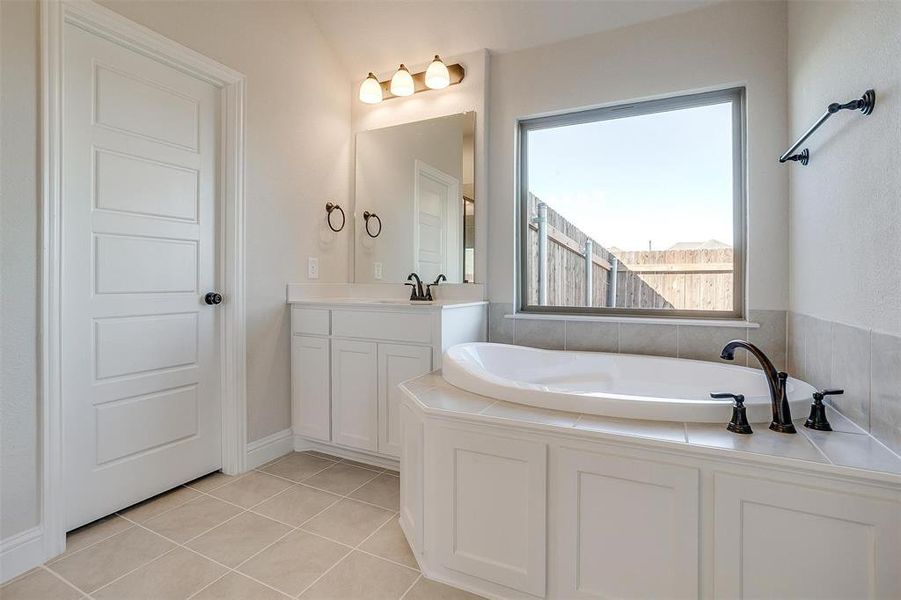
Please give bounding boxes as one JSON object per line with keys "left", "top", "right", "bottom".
{"left": 711, "top": 392, "right": 753, "bottom": 435}
{"left": 805, "top": 389, "right": 843, "bottom": 431}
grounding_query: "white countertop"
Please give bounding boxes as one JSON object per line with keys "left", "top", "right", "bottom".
{"left": 287, "top": 297, "right": 488, "bottom": 309}
{"left": 401, "top": 371, "right": 901, "bottom": 486}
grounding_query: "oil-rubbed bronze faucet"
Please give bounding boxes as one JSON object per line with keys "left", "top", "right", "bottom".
{"left": 720, "top": 340, "right": 796, "bottom": 433}
{"left": 406, "top": 273, "right": 426, "bottom": 301}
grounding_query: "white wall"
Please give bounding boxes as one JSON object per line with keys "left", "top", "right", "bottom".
{"left": 1, "top": 0, "right": 41, "bottom": 540}
{"left": 97, "top": 0, "right": 352, "bottom": 441}
{"left": 352, "top": 50, "right": 489, "bottom": 285}
{"left": 0, "top": 0, "right": 350, "bottom": 545}
{"left": 787, "top": 0, "right": 901, "bottom": 335}
{"left": 487, "top": 0, "right": 790, "bottom": 312}
{"left": 354, "top": 114, "right": 464, "bottom": 283}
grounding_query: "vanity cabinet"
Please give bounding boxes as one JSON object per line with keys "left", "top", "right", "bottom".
{"left": 290, "top": 301, "right": 486, "bottom": 464}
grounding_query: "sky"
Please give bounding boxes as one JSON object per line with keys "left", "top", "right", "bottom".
{"left": 527, "top": 102, "right": 734, "bottom": 251}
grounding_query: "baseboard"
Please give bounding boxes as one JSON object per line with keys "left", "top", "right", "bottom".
{"left": 293, "top": 436, "right": 400, "bottom": 471}
{"left": 246, "top": 428, "right": 293, "bottom": 469}
{"left": 0, "top": 526, "right": 44, "bottom": 584}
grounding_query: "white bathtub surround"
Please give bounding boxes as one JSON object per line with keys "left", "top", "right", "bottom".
{"left": 443, "top": 343, "right": 814, "bottom": 424}
{"left": 399, "top": 371, "right": 901, "bottom": 599}
{"left": 287, "top": 292, "right": 486, "bottom": 467}
{"left": 789, "top": 311, "right": 901, "bottom": 456}
{"left": 487, "top": 303, "right": 787, "bottom": 370}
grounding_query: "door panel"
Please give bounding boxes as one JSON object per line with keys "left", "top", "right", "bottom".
{"left": 377, "top": 344, "right": 431, "bottom": 457}
{"left": 292, "top": 335, "right": 331, "bottom": 442}
{"left": 62, "top": 23, "right": 221, "bottom": 529}
{"left": 331, "top": 339, "right": 378, "bottom": 451}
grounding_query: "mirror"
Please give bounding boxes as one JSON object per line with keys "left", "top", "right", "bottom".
{"left": 354, "top": 112, "right": 475, "bottom": 284}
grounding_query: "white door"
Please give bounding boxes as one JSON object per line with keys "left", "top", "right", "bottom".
{"left": 413, "top": 160, "right": 461, "bottom": 282}
{"left": 377, "top": 343, "right": 431, "bottom": 457}
{"left": 62, "top": 23, "right": 222, "bottom": 529}
{"left": 331, "top": 339, "right": 378, "bottom": 451}
{"left": 292, "top": 335, "right": 331, "bottom": 442}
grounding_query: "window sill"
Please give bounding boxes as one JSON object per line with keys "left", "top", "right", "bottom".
{"left": 504, "top": 312, "right": 760, "bottom": 329}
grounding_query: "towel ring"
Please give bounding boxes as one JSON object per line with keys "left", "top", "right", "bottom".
{"left": 363, "top": 211, "right": 382, "bottom": 238}
{"left": 325, "top": 202, "right": 345, "bottom": 232}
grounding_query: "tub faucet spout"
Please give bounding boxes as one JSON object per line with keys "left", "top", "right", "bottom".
{"left": 720, "top": 340, "right": 796, "bottom": 433}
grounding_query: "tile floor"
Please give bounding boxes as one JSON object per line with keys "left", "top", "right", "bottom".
{"left": 1, "top": 451, "right": 484, "bottom": 600}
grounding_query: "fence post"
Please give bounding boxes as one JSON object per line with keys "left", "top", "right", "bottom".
{"left": 607, "top": 255, "right": 618, "bottom": 308}
{"left": 584, "top": 239, "right": 593, "bottom": 307}
{"left": 536, "top": 202, "right": 548, "bottom": 305}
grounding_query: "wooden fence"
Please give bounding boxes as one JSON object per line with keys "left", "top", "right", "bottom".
{"left": 526, "top": 194, "right": 733, "bottom": 310}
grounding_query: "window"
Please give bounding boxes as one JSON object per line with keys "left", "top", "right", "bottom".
{"left": 518, "top": 88, "right": 745, "bottom": 319}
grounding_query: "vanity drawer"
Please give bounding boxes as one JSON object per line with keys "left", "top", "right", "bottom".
{"left": 291, "top": 307, "right": 330, "bottom": 336}
{"left": 332, "top": 309, "right": 433, "bottom": 344}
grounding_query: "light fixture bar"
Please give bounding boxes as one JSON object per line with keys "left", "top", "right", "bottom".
{"left": 378, "top": 63, "right": 465, "bottom": 100}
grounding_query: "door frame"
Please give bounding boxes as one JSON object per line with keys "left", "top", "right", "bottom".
{"left": 40, "top": 0, "right": 247, "bottom": 559}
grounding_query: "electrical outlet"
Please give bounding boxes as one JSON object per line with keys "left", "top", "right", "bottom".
{"left": 373, "top": 262, "right": 383, "bottom": 280}
{"left": 307, "top": 257, "right": 319, "bottom": 279}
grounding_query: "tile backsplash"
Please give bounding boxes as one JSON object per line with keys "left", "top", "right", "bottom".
{"left": 487, "top": 304, "right": 900, "bottom": 455}
{"left": 487, "top": 304, "right": 786, "bottom": 370}
{"left": 788, "top": 312, "right": 901, "bottom": 456}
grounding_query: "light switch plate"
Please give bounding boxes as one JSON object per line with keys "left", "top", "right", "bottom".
{"left": 307, "top": 257, "right": 320, "bottom": 279}
{"left": 374, "top": 262, "right": 383, "bottom": 280}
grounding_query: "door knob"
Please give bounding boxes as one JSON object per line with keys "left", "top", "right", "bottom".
{"left": 204, "top": 292, "right": 223, "bottom": 305}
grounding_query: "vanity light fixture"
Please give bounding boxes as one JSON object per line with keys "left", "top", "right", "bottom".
{"left": 359, "top": 72, "right": 383, "bottom": 104}
{"left": 425, "top": 55, "right": 450, "bottom": 89}
{"left": 390, "top": 64, "right": 415, "bottom": 97}
{"left": 357, "top": 58, "right": 465, "bottom": 104}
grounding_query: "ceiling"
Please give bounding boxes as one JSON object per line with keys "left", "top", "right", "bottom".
{"left": 304, "top": 0, "right": 717, "bottom": 77}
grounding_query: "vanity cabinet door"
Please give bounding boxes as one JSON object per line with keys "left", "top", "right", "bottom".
{"left": 550, "top": 448, "right": 699, "bottom": 599}
{"left": 377, "top": 343, "right": 431, "bottom": 458}
{"left": 291, "top": 335, "right": 330, "bottom": 442}
{"left": 331, "top": 339, "right": 378, "bottom": 451}
{"left": 713, "top": 472, "right": 901, "bottom": 599}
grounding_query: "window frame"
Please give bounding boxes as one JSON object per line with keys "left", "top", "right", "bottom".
{"left": 517, "top": 87, "right": 747, "bottom": 320}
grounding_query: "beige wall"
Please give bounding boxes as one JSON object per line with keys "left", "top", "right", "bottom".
{"left": 1, "top": 0, "right": 41, "bottom": 540}
{"left": 787, "top": 0, "right": 901, "bottom": 336}
{"left": 488, "top": 0, "right": 790, "bottom": 312}
{"left": 0, "top": 0, "right": 351, "bottom": 542}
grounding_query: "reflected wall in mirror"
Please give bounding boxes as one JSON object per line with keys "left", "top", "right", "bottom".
{"left": 354, "top": 112, "right": 475, "bottom": 284}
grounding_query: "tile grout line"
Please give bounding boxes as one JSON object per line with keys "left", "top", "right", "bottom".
{"left": 399, "top": 573, "right": 424, "bottom": 600}
{"left": 44, "top": 453, "right": 402, "bottom": 598}
{"left": 291, "top": 509, "right": 402, "bottom": 599}
{"left": 37, "top": 564, "right": 89, "bottom": 599}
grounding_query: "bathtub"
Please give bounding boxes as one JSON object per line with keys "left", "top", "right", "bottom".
{"left": 442, "top": 343, "right": 816, "bottom": 424}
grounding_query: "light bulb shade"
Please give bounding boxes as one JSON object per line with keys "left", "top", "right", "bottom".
{"left": 425, "top": 55, "right": 450, "bottom": 90}
{"left": 390, "top": 64, "right": 415, "bottom": 97}
{"left": 359, "top": 73, "right": 383, "bottom": 104}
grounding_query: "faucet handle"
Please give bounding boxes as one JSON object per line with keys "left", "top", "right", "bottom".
{"left": 711, "top": 392, "right": 753, "bottom": 434}
{"left": 805, "top": 389, "right": 843, "bottom": 431}
{"left": 404, "top": 281, "right": 419, "bottom": 301}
